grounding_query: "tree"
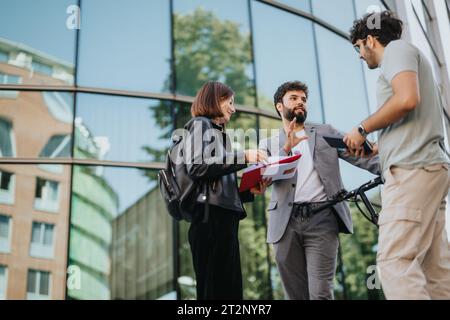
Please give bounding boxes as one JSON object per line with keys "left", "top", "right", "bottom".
{"left": 142, "top": 8, "right": 256, "bottom": 179}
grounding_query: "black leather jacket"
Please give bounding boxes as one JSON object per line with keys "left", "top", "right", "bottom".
{"left": 183, "top": 116, "right": 253, "bottom": 218}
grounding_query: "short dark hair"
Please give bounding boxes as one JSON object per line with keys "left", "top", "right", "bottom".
{"left": 273, "top": 81, "right": 309, "bottom": 117}
{"left": 191, "top": 81, "right": 234, "bottom": 118}
{"left": 350, "top": 10, "right": 403, "bottom": 46}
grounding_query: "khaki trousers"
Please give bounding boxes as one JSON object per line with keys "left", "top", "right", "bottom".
{"left": 377, "top": 164, "right": 450, "bottom": 300}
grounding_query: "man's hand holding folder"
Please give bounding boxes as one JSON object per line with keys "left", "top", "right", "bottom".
{"left": 239, "top": 154, "right": 302, "bottom": 192}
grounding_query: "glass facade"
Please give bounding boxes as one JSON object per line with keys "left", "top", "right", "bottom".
{"left": 0, "top": 0, "right": 448, "bottom": 300}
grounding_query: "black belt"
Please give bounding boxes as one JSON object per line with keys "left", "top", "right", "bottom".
{"left": 292, "top": 201, "right": 333, "bottom": 222}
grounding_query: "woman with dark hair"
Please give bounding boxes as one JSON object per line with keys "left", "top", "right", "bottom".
{"left": 183, "top": 81, "right": 268, "bottom": 300}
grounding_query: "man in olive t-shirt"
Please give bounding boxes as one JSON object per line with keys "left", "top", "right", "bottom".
{"left": 345, "top": 11, "right": 450, "bottom": 299}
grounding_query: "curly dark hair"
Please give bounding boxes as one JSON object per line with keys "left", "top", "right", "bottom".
{"left": 350, "top": 10, "right": 403, "bottom": 46}
{"left": 273, "top": 81, "right": 309, "bottom": 117}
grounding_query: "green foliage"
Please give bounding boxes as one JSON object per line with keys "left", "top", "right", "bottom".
{"left": 173, "top": 8, "right": 255, "bottom": 105}
{"left": 335, "top": 200, "right": 385, "bottom": 300}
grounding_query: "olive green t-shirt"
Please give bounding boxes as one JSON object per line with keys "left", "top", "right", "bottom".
{"left": 377, "top": 40, "right": 448, "bottom": 173}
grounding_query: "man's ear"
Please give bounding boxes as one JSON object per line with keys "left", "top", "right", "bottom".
{"left": 276, "top": 102, "right": 283, "bottom": 115}
{"left": 367, "top": 35, "right": 377, "bottom": 49}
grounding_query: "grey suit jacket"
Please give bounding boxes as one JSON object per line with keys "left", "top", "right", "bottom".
{"left": 259, "top": 123, "right": 381, "bottom": 244}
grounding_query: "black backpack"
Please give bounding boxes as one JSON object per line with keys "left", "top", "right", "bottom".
{"left": 158, "top": 135, "right": 209, "bottom": 222}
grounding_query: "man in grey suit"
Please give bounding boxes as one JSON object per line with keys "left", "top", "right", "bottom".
{"left": 259, "top": 81, "right": 380, "bottom": 300}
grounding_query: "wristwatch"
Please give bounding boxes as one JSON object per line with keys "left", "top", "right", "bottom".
{"left": 358, "top": 124, "right": 368, "bottom": 139}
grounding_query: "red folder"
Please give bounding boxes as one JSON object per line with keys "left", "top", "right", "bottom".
{"left": 239, "top": 154, "right": 302, "bottom": 192}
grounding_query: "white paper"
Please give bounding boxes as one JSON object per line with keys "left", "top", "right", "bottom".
{"left": 262, "top": 160, "right": 298, "bottom": 181}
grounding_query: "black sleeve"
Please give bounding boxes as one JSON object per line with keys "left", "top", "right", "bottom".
{"left": 185, "top": 119, "right": 248, "bottom": 180}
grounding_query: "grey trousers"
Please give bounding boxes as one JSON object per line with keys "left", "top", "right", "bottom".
{"left": 273, "top": 208, "right": 340, "bottom": 300}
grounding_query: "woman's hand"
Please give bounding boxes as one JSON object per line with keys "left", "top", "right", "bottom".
{"left": 245, "top": 149, "right": 268, "bottom": 164}
{"left": 250, "top": 178, "right": 272, "bottom": 195}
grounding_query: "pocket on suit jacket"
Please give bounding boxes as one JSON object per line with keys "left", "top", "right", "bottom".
{"left": 267, "top": 200, "right": 278, "bottom": 211}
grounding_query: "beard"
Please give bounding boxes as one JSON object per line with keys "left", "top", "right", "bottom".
{"left": 363, "top": 47, "right": 379, "bottom": 69}
{"left": 283, "top": 106, "right": 308, "bottom": 124}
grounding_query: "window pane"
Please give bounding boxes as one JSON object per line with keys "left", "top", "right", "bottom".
{"left": 47, "top": 181, "right": 59, "bottom": 201}
{"left": 77, "top": 0, "right": 171, "bottom": 93}
{"left": 0, "top": 215, "right": 9, "bottom": 238}
{"left": 0, "top": 118, "right": 14, "bottom": 157}
{"left": 0, "top": 91, "right": 74, "bottom": 159}
{"left": 39, "top": 272, "right": 50, "bottom": 296}
{"left": 0, "top": 0, "right": 76, "bottom": 85}
{"left": 0, "top": 50, "right": 7, "bottom": 63}
{"left": 0, "top": 171, "right": 12, "bottom": 190}
{"left": 74, "top": 94, "right": 172, "bottom": 163}
{"left": 31, "top": 222, "right": 42, "bottom": 244}
{"left": 314, "top": 25, "right": 370, "bottom": 132}
{"left": 173, "top": 0, "right": 256, "bottom": 105}
{"left": 251, "top": 1, "right": 323, "bottom": 123}
{"left": 27, "top": 270, "right": 36, "bottom": 293}
{"left": 35, "top": 179, "right": 44, "bottom": 199}
{"left": 39, "top": 135, "right": 71, "bottom": 158}
{"left": 43, "top": 225, "right": 54, "bottom": 246}
{"left": 0, "top": 72, "right": 21, "bottom": 85}
{"left": 311, "top": 0, "right": 355, "bottom": 32}
{"left": 68, "top": 166, "right": 175, "bottom": 300}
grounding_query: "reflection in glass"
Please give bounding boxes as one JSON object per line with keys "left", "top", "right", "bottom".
{"left": 315, "top": 25, "right": 369, "bottom": 132}
{"left": 26, "top": 270, "right": 51, "bottom": 300}
{"left": 74, "top": 94, "right": 171, "bottom": 163}
{"left": 259, "top": 116, "right": 283, "bottom": 142}
{"left": 0, "top": 0, "right": 76, "bottom": 85}
{"left": 68, "top": 166, "right": 174, "bottom": 300}
{"left": 276, "top": 0, "right": 311, "bottom": 12}
{"left": 0, "top": 91, "right": 73, "bottom": 159}
{"left": 34, "top": 178, "right": 59, "bottom": 213}
{"left": 30, "top": 222, "right": 54, "bottom": 259}
{"left": 77, "top": 0, "right": 171, "bottom": 92}
{"left": 251, "top": 1, "right": 323, "bottom": 123}
{"left": 42, "top": 92, "right": 73, "bottom": 124}
{"left": 311, "top": 0, "right": 355, "bottom": 32}
{"left": 0, "top": 164, "right": 70, "bottom": 299}
{"left": 173, "top": 0, "right": 255, "bottom": 105}
{"left": 239, "top": 196, "right": 272, "bottom": 299}
{"left": 0, "top": 118, "right": 15, "bottom": 157}
{"left": 39, "top": 135, "right": 71, "bottom": 158}
{"left": 227, "top": 113, "right": 258, "bottom": 151}
{"left": 0, "top": 169, "right": 14, "bottom": 205}
{"left": 0, "top": 215, "right": 11, "bottom": 253}
{"left": 0, "top": 265, "right": 7, "bottom": 299}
